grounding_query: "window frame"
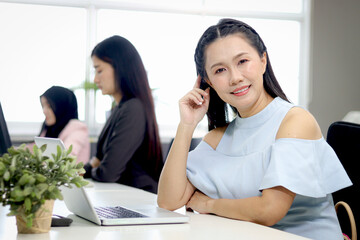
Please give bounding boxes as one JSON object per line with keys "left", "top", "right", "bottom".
{"left": 1, "top": 0, "right": 312, "bottom": 140}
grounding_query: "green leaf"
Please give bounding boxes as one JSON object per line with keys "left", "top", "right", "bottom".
{"left": 47, "top": 159, "right": 55, "bottom": 169}
{"left": 28, "top": 176, "right": 36, "bottom": 185}
{"left": 32, "top": 202, "right": 42, "bottom": 213}
{"left": 52, "top": 188, "right": 62, "bottom": 200}
{"left": 51, "top": 153, "right": 57, "bottom": 161}
{"left": 70, "top": 176, "right": 82, "bottom": 184}
{"left": 76, "top": 162, "right": 84, "bottom": 169}
{"left": 40, "top": 144, "right": 47, "bottom": 153}
{"left": 48, "top": 185, "right": 55, "bottom": 192}
{"left": 0, "top": 162, "right": 5, "bottom": 175}
{"left": 23, "top": 187, "right": 33, "bottom": 196}
{"left": 33, "top": 144, "right": 39, "bottom": 156}
{"left": 10, "top": 187, "right": 25, "bottom": 202}
{"left": 24, "top": 198, "right": 31, "bottom": 211}
{"left": 10, "top": 155, "right": 17, "bottom": 167}
{"left": 57, "top": 192, "right": 64, "bottom": 200}
{"left": 69, "top": 159, "right": 76, "bottom": 169}
{"left": 18, "top": 174, "right": 30, "bottom": 186}
{"left": 9, "top": 166, "right": 16, "bottom": 174}
{"left": 36, "top": 147, "right": 43, "bottom": 161}
{"left": 47, "top": 191, "right": 57, "bottom": 199}
{"left": 56, "top": 145, "right": 62, "bottom": 160}
{"left": 6, "top": 148, "right": 15, "bottom": 156}
{"left": 80, "top": 179, "right": 89, "bottom": 187}
{"left": 66, "top": 169, "right": 77, "bottom": 177}
{"left": 35, "top": 174, "right": 47, "bottom": 183}
{"left": 66, "top": 145, "right": 73, "bottom": 155}
{"left": 34, "top": 190, "right": 41, "bottom": 200}
{"left": 26, "top": 216, "right": 33, "bottom": 228}
{"left": 3, "top": 171, "right": 10, "bottom": 181}
{"left": 36, "top": 183, "right": 48, "bottom": 194}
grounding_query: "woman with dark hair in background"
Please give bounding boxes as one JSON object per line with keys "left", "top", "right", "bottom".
{"left": 84, "top": 35, "right": 163, "bottom": 194}
{"left": 37, "top": 86, "right": 90, "bottom": 164}
{"left": 157, "top": 19, "right": 351, "bottom": 239}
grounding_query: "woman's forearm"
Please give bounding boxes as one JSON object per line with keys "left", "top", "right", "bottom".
{"left": 157, "top": 123, "right": 196, "bottom": 210}
{"left": 209, "top": 197, "right": 272, "bottom": 225}
{"left": 188, "top": 187, "right": 295, "bottom": 226}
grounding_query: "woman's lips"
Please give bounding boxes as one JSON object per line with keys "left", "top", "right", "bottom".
{"left": 232, "top": 85, "right": 250, "bottom": 96}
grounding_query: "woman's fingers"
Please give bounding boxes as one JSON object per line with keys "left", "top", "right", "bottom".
{"left": 193, "top": 75, "right": 202, "bottom": 89}
{"left": 186, "top": 88, "right": 209, "bottom": 106}
{"left": 179, "top": 83, "right": 210, "bottom": 126}
{"left": 203, "top": 87, "right": 210, "bottom": 102}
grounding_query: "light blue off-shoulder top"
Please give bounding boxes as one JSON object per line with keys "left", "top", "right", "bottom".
{"left": 186, "top": 97, "right": 352, "bottom": 240}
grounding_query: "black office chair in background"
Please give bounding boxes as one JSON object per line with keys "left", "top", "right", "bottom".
{"left": 327, "top": 121, "right": 359, "bottom": 240}
{"left": 162, "top": 138, "right": 202, "bottom": 162}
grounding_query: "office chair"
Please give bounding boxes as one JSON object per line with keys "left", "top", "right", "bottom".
{"left": 327, "top": 121, "right": 359, "bottom": 240}
{"left": 163, "top": 138, "right": 202, "bottom": 162}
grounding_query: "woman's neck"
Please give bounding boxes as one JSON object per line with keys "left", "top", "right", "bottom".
{"left": 112, "top": 93, "right": 122, "bottom": 105}
{"left": 237, "top": 93, "right": 273, "bottom": 118}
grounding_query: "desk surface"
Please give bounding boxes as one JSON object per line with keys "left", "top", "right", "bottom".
{"left": 0, "top": 181, "right": 310, "bottom": 240}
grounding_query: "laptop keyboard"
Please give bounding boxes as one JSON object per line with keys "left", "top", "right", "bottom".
{"left": 94, "top": 206, "right": 148, "bottom": 219}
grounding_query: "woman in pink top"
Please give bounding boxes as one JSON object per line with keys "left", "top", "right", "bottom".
{"left": 37, "top": 86, "right": 90, "bottom": 164}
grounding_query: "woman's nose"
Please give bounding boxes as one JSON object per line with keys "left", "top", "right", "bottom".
{"left": 229, "top": 68, "right": 244, "bottom": 85}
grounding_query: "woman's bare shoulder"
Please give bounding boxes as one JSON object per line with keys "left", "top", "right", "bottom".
{"left": 276, "top": 107, "right": 322, "bottom": 140}
{"left": 203, "top": 125, "right": 228, "bottom": 150}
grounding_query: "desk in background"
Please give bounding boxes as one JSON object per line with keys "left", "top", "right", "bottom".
{"left": 0, "top": 180, "right": 310, "bottom": 240}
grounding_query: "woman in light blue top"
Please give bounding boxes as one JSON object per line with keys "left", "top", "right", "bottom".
{"left": 157, "top": 18, "right": 352, "bottom": 240}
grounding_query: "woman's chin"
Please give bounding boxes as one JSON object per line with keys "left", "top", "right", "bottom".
{"left": 45, "top": 121, "right": 55, "bottom": 126}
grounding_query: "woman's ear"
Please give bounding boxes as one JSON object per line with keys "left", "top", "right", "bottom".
{"left": 261, "top": 52, "right": 267, "bottom": 74}
{"left": 199, "top": 76, "right": 212, "bottom": 90}
{"left": 205, "top": 78, "right": 213, "bottom": 87}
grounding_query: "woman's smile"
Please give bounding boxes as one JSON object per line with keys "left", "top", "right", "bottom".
{"left": 232, "top": 85, "right": 251, "bottom": 96}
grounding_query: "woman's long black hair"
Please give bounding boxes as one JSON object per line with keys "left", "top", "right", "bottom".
{"left": 194, "top": 18, "right": 289, "bottom": 130}
{"left": 40, "top": 86, "right": 78, "bottom": 138}
{"left": 91, "top": 35, "right": 163, "bottom": 181}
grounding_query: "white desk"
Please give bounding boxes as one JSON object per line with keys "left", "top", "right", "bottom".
{"left": 0, "top": 181, "right": 310, "bottom": 240}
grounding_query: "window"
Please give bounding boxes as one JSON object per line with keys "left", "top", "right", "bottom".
{"left": 0, "top": 0, "right": 310, "bottom": 140}
{"left": 0, "top": 2, "right": 87, "bottom": 136}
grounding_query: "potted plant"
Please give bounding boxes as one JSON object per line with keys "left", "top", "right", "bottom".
{"left": 0, "top": 144, "right": 88, "bottom": 234}
{"left": 72, "top": 80, "right": 98, "bottom": 93}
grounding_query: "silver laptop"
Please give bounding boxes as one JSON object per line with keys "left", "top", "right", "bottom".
{"left": 34, "top": 136, "right": 189, "bottom": 226}
{"left": 34, "top": 136, "right": 66, "bottom": 157}
{"left": 60, "top": 186, "right": 189, "bottom": 226}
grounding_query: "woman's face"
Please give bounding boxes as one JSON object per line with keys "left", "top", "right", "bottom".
{"left": 204, "top": 34, "right": 270, "bottom": 117}
{"left": 40, "top": 96, "right": 56, "bottom": 126}
{"left": 92, "top": 56, "right": 122, "bottom": 103}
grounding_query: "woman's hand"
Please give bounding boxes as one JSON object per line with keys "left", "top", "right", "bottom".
{"left": 179, "top": 76, "right": 210, "bottom": 128}
{"left": 90, "top": 156, "right": 101, "bottom": 168}
{"left": 186, "top": 191, "right": 213, "bottom": 214}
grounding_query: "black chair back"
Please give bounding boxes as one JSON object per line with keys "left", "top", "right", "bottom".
{"left": 327, "top": 121, "right": 360, "bottom": 235}
{"left": 163, "top": 138, "right": 202, "bottom": 162}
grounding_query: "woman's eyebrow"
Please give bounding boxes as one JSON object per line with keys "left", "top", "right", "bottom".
{"left": 210, "top": 52, "right": 248, "bottom": 70}
{"left": 232, "top": 52, "right": 248, "bottom": 61}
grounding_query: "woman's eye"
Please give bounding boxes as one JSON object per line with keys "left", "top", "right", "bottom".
{"left": 215, "top": 68, "right": 226, "bottom": 74}
{"left": 239, "top": 59, "right": 248, "bottom": 65}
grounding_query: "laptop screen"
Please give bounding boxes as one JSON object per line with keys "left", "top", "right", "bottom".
{"left": 0, "top": 102, "right": 12, "bottom": 156}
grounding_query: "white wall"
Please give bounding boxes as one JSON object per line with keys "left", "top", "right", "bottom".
{"left": 310, "top": 0, "right": 360, "bottom": 136}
